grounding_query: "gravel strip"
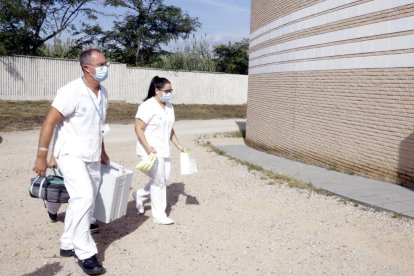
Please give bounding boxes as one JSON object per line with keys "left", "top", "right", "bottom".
{"left": 0, "top": 122, "right": 413, "bottom": 275}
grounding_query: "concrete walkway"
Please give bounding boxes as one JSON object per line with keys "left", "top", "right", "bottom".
{"left": 213, "top": 140, "right": 414, "bottom": 219}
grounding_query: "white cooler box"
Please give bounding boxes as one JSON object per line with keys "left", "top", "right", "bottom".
{"left": 94, "top": 162, "right": 133, "bottom": 223}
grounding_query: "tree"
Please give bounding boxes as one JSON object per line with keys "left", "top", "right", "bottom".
{"left": 41, "top": 38, "right": 84, "bottom": 59}
{"left": 152, "top": 35, "right": 216, "bottom": 72}
{"left": 102, "top": 0, "right": 200, "bottom": 66}
{"left": 0, "top": 0, "right": 101, "bottom": 56}
{"left": 213, "top": 38, "right": 249, "bottom": 75}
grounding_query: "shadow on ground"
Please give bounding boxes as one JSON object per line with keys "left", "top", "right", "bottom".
{"left": 37, "top": 201, "right": 147, "bottom": 268}
{"left": 22, "top": 262, "right": 63, "bottom": 276}
{"left": 398, "top": 131, "right": 414, "bottom": 189}
{"left": 43, "top": 184, "right": 196, "bottom": 264}
{"left": 166, "top": 182, "right": 199, "bottom": 215}
{"left": 235, "top": 121, "right": 246, "bottom": 137}
{"left": 95, "top": 201, "right": 148, "bottom": 262}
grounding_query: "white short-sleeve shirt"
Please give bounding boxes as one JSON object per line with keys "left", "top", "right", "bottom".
{"left": 135, "top": 97, "right": 175, "bottom": 158}
{"left": 52, "top": 77, "right": 109, "bottom": 162}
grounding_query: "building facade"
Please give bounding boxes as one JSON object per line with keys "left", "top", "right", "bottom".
{"left": 247, "top": 0, "right": 414, "bottom": 186}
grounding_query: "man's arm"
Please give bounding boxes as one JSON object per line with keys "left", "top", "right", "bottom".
{"left": 101, "top": 140, "right": 110, "bottom": 165}
{"left": 32, "top": 107, "right": 64, "bottom": 176}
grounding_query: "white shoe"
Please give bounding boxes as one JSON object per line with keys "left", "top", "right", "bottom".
{"left": 132, "top": 191, "right": 145, "bottom": 214}
{"left": 153, "top": 216, "right": 174, "bottom": 225}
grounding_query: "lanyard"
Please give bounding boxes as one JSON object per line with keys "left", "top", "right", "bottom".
{"left": 87, "top": 87, "right": 104, "bottom": 123}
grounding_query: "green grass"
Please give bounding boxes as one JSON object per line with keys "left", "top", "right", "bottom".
{"left": 0, "top": 101, "right": 51, "bottom": 131}
{"left": 212, "top": 130, "right": 246, "bottom": 139}
{"left": 0, "top": 101, "right": 246, "bottom": 131}
{"left": 392, "top": 212, "right": 403, "bottom": 219}
{"left": 174, "top": 104, "right": 246, "bottom": 120}
{"left": 327, "top": 164, "right": 355, "bottom": 175}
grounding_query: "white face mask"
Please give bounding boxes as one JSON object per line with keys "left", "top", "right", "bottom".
{"left": 87, "top": 65, "right": 109, "bottom": 82}
{"left": 160, "top": 92, "right": 171, "bottom": 103}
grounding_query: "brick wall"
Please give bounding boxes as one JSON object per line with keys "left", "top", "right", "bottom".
{"left": 250, "top": 0, "right": 323, "bottom": 33}
{"left": 248, "top": 0, "right": 414, "bottom": 186}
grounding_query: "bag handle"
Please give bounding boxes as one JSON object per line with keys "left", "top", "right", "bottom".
{"left": 36, "top": 169, "right": 63, "bottom": 198}
{"left": 51, "top": 168, "right": 63, "bottom": 177}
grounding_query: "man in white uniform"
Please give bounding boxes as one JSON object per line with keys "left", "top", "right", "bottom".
{"left": 33, "top": 49, "right": 110, "bottom": 275}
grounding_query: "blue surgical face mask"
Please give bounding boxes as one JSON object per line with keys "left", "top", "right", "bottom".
{"left": 160, "top": 92, "right": 171, "bottom": 103}
{"left": 88, "top": 65, "right": 108, "bottom": 82}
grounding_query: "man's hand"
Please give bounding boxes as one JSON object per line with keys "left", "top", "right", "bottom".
{"left": 101, "top": 150, "right": 110, "bottom": 165}
{"left": 48, "top": 155, "right": 58, "bottom": 168}
{"left": 33, "top": 156, "right": 48, "bottom": 176}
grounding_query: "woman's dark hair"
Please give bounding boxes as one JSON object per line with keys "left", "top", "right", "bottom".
{"left": 144, "top": 76, "right": 171, "bottom": 101}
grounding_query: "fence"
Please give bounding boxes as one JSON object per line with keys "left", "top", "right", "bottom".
{"left": 0, "top": 55, "right": 248, "bottom": 104}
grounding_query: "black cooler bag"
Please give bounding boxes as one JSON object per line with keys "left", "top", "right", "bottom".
{"left": 29, "top": 169, "right": 69, "bottom": 203}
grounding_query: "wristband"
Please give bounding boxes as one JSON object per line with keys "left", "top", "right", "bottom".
{"left": 38, "top": 147, "right": 49, "bottom": 152}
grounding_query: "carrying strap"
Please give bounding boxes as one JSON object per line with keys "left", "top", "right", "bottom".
{"left": 49, "top": 168, "right": 64, "bottom": 184}
{"left": 30, "top": 174, "right": 49, "bottom": 198}
{"left": 37, "top": 176, "right": 48, "bottom": 198}
{"left": 30, "top": 175, "right": 41, "bottom": 196}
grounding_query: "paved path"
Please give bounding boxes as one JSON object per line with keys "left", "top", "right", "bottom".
{"left": 209, "top": 120, "right": 414, "bottom": 218}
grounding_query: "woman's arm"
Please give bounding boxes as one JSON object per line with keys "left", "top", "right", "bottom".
{"left": 170, "top": 128, "right": 184, "bottom": 152}
{"left": 135, "top": 118, "right": 157, "bottom": 154}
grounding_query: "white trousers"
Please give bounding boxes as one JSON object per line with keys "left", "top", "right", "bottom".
{"left": 136, "top": 156, "right": 171, "bottom": 219}
{"left": 56, "top": 155, "right": 101, "bottom": 260}
{"left": 45, "top": 202, "right": 97, "bottom": 224}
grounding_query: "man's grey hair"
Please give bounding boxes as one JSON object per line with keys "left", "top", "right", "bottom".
{"left": 79, "top": 49, "right": 103, "bottom": 69}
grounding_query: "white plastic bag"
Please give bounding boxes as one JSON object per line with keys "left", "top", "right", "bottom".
{"left": 180, "top": 148, "right": 198, "bottom": 175}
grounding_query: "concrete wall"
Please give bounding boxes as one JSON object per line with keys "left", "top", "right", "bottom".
{"left": 0, "top": 55, "right": 248, "bottom": 104}
{"left": 248, "top": 0, "right": 414, "bottom": 187}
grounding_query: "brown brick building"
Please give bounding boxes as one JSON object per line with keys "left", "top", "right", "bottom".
{"left": 247, "top": 0, "right": 414, "bottom": 187}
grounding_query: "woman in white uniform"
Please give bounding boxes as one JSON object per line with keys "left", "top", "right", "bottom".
{"left": 134, "top": 76, "right": 184, "bottom": 225}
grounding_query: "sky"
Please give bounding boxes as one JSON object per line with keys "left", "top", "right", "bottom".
{"left": 94, "top": 0, "right": 251, "bottom": 46}
{"left": 164, "top": 0, "right": 251, "bottom": 44}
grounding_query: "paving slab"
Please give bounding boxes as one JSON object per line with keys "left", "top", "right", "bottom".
{"left": 215, "top": 143, "right": 414, "bottom": 218}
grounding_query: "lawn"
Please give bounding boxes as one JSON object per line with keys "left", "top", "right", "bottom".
{"left": 0, "top": 101, "right": 246, "bottom": 131}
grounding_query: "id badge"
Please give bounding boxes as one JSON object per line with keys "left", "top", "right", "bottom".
{"left": 101, "top": 124, "right": 111, "bottom": 136}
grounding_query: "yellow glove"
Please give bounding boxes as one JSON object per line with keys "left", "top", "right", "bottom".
{"left": 136, "top": 152, "right": 156, "bottom": 173}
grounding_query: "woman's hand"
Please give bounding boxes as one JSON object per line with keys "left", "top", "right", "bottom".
{"left": 147, "top": 146, "right": 157, "bottom": 154}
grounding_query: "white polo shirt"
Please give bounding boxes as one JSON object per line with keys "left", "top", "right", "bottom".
{"left": 135, "top": 97, "right": 175, "bottom": 158}
{"left": 52, "top": 77, "right": 109, "bottom": 162}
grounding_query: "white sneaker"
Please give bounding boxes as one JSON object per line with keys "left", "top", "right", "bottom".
{"left": 153, "top": 216, "right": 174, "bottom": 225}
{"left": 132, "top": 191, "right": 145, "bottom": 214}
